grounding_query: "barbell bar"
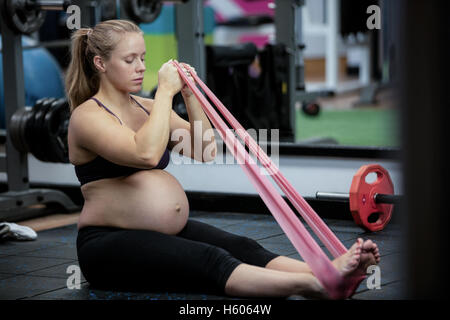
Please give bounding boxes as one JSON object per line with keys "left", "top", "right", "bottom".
{"left": 316, "top": 191, "right": 402, "bottom": 205}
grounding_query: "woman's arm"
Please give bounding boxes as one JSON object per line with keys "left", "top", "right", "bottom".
{"left": 134, "top": 88, "right": 174, "bottom": 164}
{"left": 134, "top": 60, "right": 184, "bottom": 164}
{"left": 167, "top": 64, "right": 217, "bottom": 162}
{"left": 182, "top": 90, "right": 217, "bottom": 162}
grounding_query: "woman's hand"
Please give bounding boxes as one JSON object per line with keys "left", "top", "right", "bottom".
{"left": 157, "top": 59, "right": 183, "bottom": 96}
{"left": 180, "top": 63, "right": 196, "bottom": 98}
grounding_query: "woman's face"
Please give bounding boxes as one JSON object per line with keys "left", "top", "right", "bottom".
{"left": 102, "top": 32, "right": 146, "bottom": 92}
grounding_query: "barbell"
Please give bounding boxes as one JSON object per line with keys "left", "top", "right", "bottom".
{"left": 1, "top": 0, "right": 189, "bottom": 35}
{"left": 9, "top": 97, "right": 70, "bottom": 163}
{"left": 315, "top": 164, "right": 402, "bottom": 232}
{"left": 0, "top": 0, "right": 71, "bottom": 35}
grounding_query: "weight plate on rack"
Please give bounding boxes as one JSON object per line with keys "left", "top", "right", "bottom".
{"left": 125, "top": 0, "right": 163, "bottom": 24}
{"left": 3, "top": 0, "right": 47, "bottom": 35}
{"left": 43, "top": 98, "right": 70, "bottom": 163}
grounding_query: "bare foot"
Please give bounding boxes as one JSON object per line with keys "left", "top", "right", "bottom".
{"left": 300, "top": 239, "right": 381, "bottom": 300}
{"left": 362, "top": 239, "right": 381, "bottom": 264}
{"left": 328, "top": 238, "right": 380, "bottom": 299}
{"left": 332, "top": 238, "right": 363, "bottom": 277}
{"left": 300, "top": 241, "right": 378, "bottom": 300}
{"left": 332, "top": 238, "right": 380, "bottom": 277}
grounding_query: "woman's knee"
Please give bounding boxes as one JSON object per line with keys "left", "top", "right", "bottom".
{"left": 230, "top": 235, "right": 262, "bottom": 251}
{"left": 202, "top": 245, "right": 242, "bottom": 292}
{"left": 227, "top": 235, "right": 279, "bottom": 267}
{"left": 223, "top": 263, "right": 247, "bottom": 296}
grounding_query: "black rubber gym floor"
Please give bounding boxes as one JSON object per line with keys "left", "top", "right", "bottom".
{"left": 0, "top": 210, "right": 405, "bottom": 300}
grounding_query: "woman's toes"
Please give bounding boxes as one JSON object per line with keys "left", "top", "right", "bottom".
{"left": 362, "top": 240, "right": 374, "bottom": 250}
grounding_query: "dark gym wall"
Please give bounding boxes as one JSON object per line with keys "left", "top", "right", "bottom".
{"left": 400, "top": 0, "right": 449, "bottom": 299}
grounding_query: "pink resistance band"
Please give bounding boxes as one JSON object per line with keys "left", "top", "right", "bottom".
{"left": 172, "top": 61, "right": 365, "bottom": 299}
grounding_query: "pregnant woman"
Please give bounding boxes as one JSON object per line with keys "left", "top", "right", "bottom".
{"left": 65, "top": 19, "right": 380, "bottom": 299}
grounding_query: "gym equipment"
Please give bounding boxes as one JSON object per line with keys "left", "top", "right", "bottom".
{"left": 9, "top": 106, "right": 29, "bottom": 156}
{"left": 27, "top": 98, "right": 56, "bottom": 162}
{"left": 43, "top": 98, "right": 69, "bottom": 162}
{"left": 0, "top": 0, "right": 170, "bottom": 36}
{"left": 174, "top": 61, "right": 365, "bottom": 299}
{"left": 0, "top": 35, "right": 65, "bottom": 129}
{"left": 73, "top": 0, "right": 168, "bottom": 30}
{"left": 0, "top": 0, "right": 71, "bottom": 35}
{"left": 175, "top": 0, "right": 330, "bottom": 142}
{"left": 100, "top": 0, "right": 117, "bottom": 21}
{"left": 0, "top": 0, "right": 77, "bottom": 224}
{"left": 9, "top": 97, "right": 70, "bottom": 163}
{"left": 123, "top": 0, "right": 163, "bottom": 24}
{"left": 316, "top": 164, "right": 401, "bottom": 232}
{"left": 302, "top": 102, "right": 320, "bottom": 116}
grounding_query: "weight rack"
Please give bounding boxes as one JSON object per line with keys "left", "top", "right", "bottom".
{"left": 0, "top": 2, "right": 79, "bottom": 222}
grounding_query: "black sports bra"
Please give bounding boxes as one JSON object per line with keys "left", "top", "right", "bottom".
{"left": 74, "top": 96, "right": 170, "bottom": 186}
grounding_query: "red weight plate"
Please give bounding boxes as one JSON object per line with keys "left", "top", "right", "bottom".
{"left": 349, "top": 164, "right": 394, "bottom": 232}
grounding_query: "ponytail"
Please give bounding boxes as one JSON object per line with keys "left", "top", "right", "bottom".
{"left": 65, "top": 28, "right": 98, "bottom": 112}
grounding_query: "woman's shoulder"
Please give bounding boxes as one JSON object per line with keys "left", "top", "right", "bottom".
{"left": 72, "top": 97, "right": 99, "bottom": 114}
{"left": 130, "top": 94, "right": 154, "bottom": 112}
{"left": 69, "top": 98, "right": 104, "bottom": 127}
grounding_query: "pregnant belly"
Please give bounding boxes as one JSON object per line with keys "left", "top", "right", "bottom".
{"left": 79, "top": 170, "right": 190, "bottom": 235}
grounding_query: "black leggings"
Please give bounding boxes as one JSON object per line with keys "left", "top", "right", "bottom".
{"left": 76, "top": 219, "right": 279, "bottom": 294}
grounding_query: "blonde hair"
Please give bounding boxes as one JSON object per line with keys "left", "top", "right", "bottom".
{"left": 64, "top": 20, "right": 143, "bottom": 112}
